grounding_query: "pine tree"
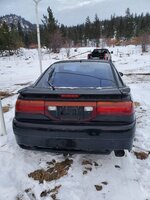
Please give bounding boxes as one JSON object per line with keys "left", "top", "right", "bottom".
{"left": 93, "top": 14, "right": 100, "bottom": 46}
{"left": 17, "top": 21, "right": 24, "bottom": 45}
{"left": 42, "top": 7, "right": 58, "bottom": 49}
{"left": 84, "top": 16, "right": 91, "bottom": 45}
{"left": 124, "top": 8, "right": 134, "bottom": 40}
{"left": 0, "top": 22, "right": 12, "bottom": 55}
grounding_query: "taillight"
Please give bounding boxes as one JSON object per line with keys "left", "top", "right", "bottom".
{"left": 97, "top": 101, "right": 134, "bottom": 115}
{"left": 16, "top": 100, "right": 44, "bottom": 114}
{"left": 60, "top": 94, "right": 80, "bottom": 98}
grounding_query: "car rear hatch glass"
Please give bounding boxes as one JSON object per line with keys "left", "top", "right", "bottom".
{"left": 36, "top": 62, "right": 117, "bottom": 88}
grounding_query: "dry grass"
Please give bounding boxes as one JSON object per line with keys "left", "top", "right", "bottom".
{"left": 82, "top": 160, "right": 99, "bottom": 175}
{"left": 94, "top": 161, "right": 99, "bottom": 166}
{"left": 2, "top": 104, "right": 11, "bottom": 113}
{"left": 134, "top": 151, "right": 149, "bottom": 160}
{"left": 115, "top": 165, "right": 121, "bottom": 168}
{"left": 85, "top": 167, "right": 92, "bottom": 171}
{"left": 24, "top": 189, "right": 36, "bottom": 200}
{"left": 83, "top": 170, "right": 88, "bottom": 175}
{"left": 28, "top": 159, "right": 73, "bottom": 183}
{"left": 95, "top": 185, "right": 103, "bottom": 191}
{"left": 134, "top": 101, "right": 141, "bottom": 107}
{"left": 0, "top": 91, "right": 13, "bottom": 99}
{"left": 40, "top": 185, "right": 61, "bottom": 198}
{"left": 101, "top": 181, "right": 108, "bottom": 185}
{"left": 82, "top": 160, "right": 93, "bottom": 166}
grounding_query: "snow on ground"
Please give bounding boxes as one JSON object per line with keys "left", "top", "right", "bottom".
{"left": 0, "top": 45, "right": 150, "bottom": 200}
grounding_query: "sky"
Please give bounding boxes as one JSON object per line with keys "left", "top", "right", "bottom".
{"left": 0, "top": 0, "right": 150, "bottom": 26}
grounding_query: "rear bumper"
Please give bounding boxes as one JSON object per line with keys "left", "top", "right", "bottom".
{"left": 13, "top": 119, "right": 136, "bottom": 153}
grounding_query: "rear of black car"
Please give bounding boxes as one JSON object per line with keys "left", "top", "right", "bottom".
{"left": 13, "top": 60, "right": 136, "bottom": 155}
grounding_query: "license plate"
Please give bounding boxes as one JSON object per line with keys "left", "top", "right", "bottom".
{"left": 58, "top": 106, "right": 82, "bottom": 120}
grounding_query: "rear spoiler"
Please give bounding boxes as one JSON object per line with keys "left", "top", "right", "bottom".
{"left": 119, "top": 87, "right": 130, "bottom": 95}
{"left": 19, "top": 86, "right": 123, "bottom": 96}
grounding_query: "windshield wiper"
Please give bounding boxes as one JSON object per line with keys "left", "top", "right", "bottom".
{"left": 47, "top": 70, "right": 55, "bottom": 90}
{"left": 47, "top": 81, "right": 55, "bottom": 90}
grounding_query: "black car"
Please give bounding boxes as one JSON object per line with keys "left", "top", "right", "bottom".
{"left": 88, "top": 48, "right": 113, "bottom": 61}
{"left": 13, "top": 60, "right": 136, "bottom": 156}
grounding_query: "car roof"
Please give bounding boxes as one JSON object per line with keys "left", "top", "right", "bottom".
{"left": 51, "top": 59, "right": 111, "bottom": 65}
{"left": 93, "top": 48, "right": 109, "bottom": 50}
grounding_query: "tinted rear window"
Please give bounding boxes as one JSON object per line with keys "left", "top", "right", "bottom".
{"left": 93, "top": 49, "right": 108, "bottom": 53}
{"left": 36, "top": 62, "right": 117, "bottom": 88}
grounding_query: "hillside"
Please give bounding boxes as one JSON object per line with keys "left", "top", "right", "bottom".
{"left": 0, "top": 14, "right": 36, "bottom": 31}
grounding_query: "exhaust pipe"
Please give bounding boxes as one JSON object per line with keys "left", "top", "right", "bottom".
{"left": 114, "top": 150, "right": 125, "bottom": 157}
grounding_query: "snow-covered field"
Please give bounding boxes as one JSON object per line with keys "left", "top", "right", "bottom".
{"left": 0, "top": 46, "right": 150, "bottom": 200}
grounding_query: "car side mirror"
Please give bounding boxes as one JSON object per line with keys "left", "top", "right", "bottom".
{"left": 111, "top": 51, "right": 113, "bottom": 54}
{"left": 119, "top": 72, "right": 123, "bottom": 76}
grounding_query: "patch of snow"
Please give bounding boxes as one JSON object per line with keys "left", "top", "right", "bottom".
{"left": 0, "top": 45, "right": 150, "bottom": 199}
